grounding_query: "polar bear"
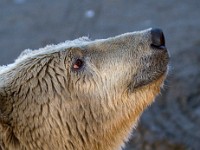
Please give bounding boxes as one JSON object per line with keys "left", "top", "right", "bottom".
{"left": 0, "top": 28, "right": 169, "bottom": 150}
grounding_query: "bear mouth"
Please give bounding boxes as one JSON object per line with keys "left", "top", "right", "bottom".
{"left": 132, "top": 42, "right": 170, "bottom": 90}
{"left": 135, "top": 70, "right": 168, "bottom": 89}
{"left": 128, "top": 56, "right": 169, "bottom": 92}
{"left": 128, "top": 69, "right": 168, "bottom": 93}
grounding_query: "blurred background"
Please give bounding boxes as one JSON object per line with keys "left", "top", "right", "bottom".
{"left": 0, "top": 0, "right": 200, "bottom": 149}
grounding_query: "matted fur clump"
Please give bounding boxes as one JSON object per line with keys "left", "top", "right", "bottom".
{"left": 0, "top": 28, "right": 169, "bottom": 150}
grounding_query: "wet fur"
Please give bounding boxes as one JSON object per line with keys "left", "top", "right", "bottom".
{"left": 0, "top": 29, "right": 168, "bottom": 150}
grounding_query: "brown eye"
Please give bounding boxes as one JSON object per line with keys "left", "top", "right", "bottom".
{"left": 72, "top": 59, "right": 84, "bottom": 71}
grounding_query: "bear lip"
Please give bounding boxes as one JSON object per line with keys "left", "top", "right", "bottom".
{"left": 150, "top": 44, "right": 167, "bottom": 51}
{"left": 129, "top": 70, "right": 168, "bottom": 92}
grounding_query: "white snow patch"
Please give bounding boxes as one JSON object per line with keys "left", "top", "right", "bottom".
{"left": 85, "top": 10, "right": 95, "bottom": 18}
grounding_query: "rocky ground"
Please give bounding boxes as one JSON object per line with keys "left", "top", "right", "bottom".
{"left": 0, "top": 0, "right": 200, "bottom": 149}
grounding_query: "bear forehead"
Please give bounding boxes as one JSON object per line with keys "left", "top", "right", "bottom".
{"left": 0, "top": 37, "right": 91, "bottom": 76}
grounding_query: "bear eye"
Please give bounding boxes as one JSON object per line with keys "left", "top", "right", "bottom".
{"left": 72, "top": 58, "right": 84, "bottom": 71}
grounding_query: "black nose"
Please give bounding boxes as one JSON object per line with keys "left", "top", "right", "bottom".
{"left": 151, "top": 28, "right": 165, "bottom": 48}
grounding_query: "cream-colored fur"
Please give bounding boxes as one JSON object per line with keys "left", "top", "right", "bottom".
{"left": 0, "top": 28, "right": 169, "bottom": 150}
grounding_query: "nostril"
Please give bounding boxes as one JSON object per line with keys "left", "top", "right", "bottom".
{"left": 151, "top": 28, "right": 165, "bottom": 48}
